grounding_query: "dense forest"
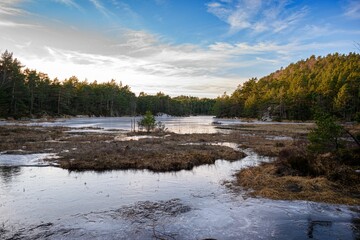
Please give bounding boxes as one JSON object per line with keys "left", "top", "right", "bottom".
{"left": 0, "top": 51, "right": 215, "bottom": 118}
{"left": 214, "top": 53, "right": 360, "bottom": 121}
{"left": 0, "top": 51, "right": 359, "bottom": 120}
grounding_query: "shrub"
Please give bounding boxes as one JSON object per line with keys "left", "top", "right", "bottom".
{"left": 308, "top": 112, "right": 344, "bottom": 153}
{"left": 138, "top": 111, "right": 156, "bottom": 133}
{"left": 138, "top": 111, "right": 167, "bottom": 133}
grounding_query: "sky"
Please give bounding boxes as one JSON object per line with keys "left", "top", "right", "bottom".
{"left": 0, "top": 0, "right": 359, "bottom": 98}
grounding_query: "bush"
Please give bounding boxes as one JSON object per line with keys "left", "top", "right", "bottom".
{"left": 308, "top": 112, "right": 344, "bottom": 153}
{"left": 138, "top": 111, "right": 167, "bottom": 133}
{"left": 138, "top": 111, "right": 156, "bottom": 133}
{"left": 277, "top": 147, "right": 323, "bottom": 177}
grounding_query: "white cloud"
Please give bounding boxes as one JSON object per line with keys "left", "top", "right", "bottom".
{"left": 21, "top": 45, "right": 239, "bottom": 97}
{"left": 89, "top": 0, "right": 111, "bottom": 17}
{"left": 0, "top": 0, "right": 25, "bottom": 15}
{"left": 0, "top": 1, "right": 37, "bottom": 28}
{"left": 206, "top": 0, "right": 308, "bottom": 34}
{"left": 343, "top": 0, "right": 360, "bottom": 19}
{"left": 0, "top": 20, "right": 35, "bottom": 28}
{"left": 53, "top": 0, "right": 82, "bottom": 10}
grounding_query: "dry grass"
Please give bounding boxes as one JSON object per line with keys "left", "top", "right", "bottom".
{"left": 58, "top": 138, "right": 245, "bottom": 172}
{"left": 236, "top": 161, "right": 360, "bottom": 205}
{"left": 218, "top": 122, "right": 315, "bottom": 135}
{"left": 225, "top": 122, "right": 360, "bottom": 205}
{"left": 0, "top": 125, "right": 246, "bottom": 172}
{"left": 223, "top": 124, "right": 309, "bottom": 157}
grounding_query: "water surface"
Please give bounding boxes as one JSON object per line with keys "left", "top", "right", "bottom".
{"left": 0, "top": 117, "right": 358, "bottom": 239}
{"left": 0, "top": 116, "right": 312, "bottom": 134}
{"left": 0, "top": 150, "right": 358, "bottom": 239}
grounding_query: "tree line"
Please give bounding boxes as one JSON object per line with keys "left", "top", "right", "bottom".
{"left": 0, "top": 51, "right": 215, "bottom": 118}
{"left": 1, "top": 51, "right": 359, "bottom": 121}
{"left": 214, "top": 53, "right": 360, "bottom": 121}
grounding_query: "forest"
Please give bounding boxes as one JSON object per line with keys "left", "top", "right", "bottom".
{"left": 0, "top": 51, "right": 215, "bottom": 118}
{"left": 214, "top": 52, "right": 360, "bottom": 121}
{"left": 0, "top": 51, "right": 359, "bottom": 121}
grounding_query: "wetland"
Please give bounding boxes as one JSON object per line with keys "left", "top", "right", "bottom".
{"left": 0, "top": 116, "right": 359, "bottom": 239}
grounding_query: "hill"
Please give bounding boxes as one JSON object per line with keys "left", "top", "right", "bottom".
{"left": 214, "top": 53, "right": 360, "bottom": 121}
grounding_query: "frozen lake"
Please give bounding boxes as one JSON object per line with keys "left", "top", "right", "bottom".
{"left": 0, "top": 117, "right": 359, "bottom": 239}
{"left": 0, "top": 115, "right": 312, "bottom": 134}
{"left": 1, "top": 149, "right": 359, "bottom": 239}
{"left": 4, "top": 116, "right": 224, "bottom": 134}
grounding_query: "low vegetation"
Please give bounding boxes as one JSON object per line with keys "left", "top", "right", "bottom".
{"left": 234, "top": 115, "right": 360, "bottom": 205}
{"left": 237, "top": 147, "right": 359, "bottom": 205}
{"left": 0, "top": 125, "right": 245, "bottom": 172}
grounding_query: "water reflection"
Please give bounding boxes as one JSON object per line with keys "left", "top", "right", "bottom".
{"left": 0, "top": 166, "right": 21, "bottom": 184}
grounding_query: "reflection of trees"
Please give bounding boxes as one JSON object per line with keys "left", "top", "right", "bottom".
{"left": 0, "top": 167, "right": 21, "bottom": 184}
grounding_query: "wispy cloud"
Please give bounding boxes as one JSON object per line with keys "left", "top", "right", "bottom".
{"left": 0, "top": 20, "right": 35, "bottom": 28}
{"left": 208, "top": 41, "right": 338, "bottom": 56}
{"left": 343, "top": 0, "right": 360, "bottom": 19}
{"left": 89, "top": 0, "right": 112, "bottom": 18}
{"left": 206, "top": 0, "right": 308, "bottom": 34}
{"left": 30, "top": 44, "right": 239, "bottom": 97}
{"left": 0, "top": 0, "right": 25, "bottom": 15}
{"left": 53, "top": 0, "right": 82, "bottom": 10}
{"left": 0, "top": 1, "right": 38, "bottom": 28}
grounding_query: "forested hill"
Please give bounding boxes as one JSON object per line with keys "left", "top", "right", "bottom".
{"left": 214, "top": 53, "right": 360, "bottom": 121}
{"left": 0, "top": 51, "right": 214, "bottom": 118}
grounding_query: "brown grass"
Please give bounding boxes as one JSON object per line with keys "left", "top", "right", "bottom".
{"left": 218, "top": 122, "right": 315, "bottom": 135}
{"left": 58, "top": 136, "right": 245, "bottom": 172}
{"left": 0, "top": 125, "right": 246, "bottom": 172}
{"left": 235, "top": 143, "right": 360, "bottom": 205}
{"left": 236, "top": 161, "right": 360, "bottom": 205}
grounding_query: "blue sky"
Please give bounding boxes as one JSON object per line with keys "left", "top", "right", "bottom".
{"left": 0, "top": 0, "right": 359, "bottom": 97}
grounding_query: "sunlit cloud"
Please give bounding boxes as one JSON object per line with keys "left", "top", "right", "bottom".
{"left": 22, "top": 45, "right": 240, "bottom": 97}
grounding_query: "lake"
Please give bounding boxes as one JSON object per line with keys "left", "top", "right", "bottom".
{"left": 0, "top": 116, "right": 358, "bottom": 239}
